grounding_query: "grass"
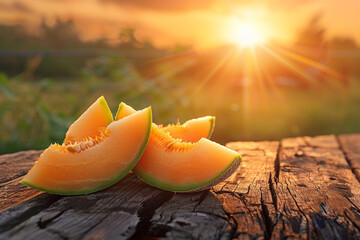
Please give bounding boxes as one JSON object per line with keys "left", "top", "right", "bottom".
{"left": 210, "top": 79, "right": 360, "bottom": 143}
{"left": 1, "top": 58, "right": 360, "bottom": 154}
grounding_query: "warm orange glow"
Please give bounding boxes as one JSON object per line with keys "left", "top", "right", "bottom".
{"left": 0, "top": 1, "right": 359, "bottom": 49}
{"left": 231, "top": 21, "right": 266, "bottom": 47}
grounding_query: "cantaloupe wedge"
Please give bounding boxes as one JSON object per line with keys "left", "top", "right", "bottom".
{"left": 21, "top": 106, "right": 152, "bottom": 195}
{"left": 64, "top": 96, "right": 113, "bottom": 145}
{"left": 134, "top": 126, "right": 241, "bottom": 192}
{"left": 161, "top": 116, "right": 215, "bottom": 142}
{"left": 116, "top": 103, "right": 241, "bottom": 192}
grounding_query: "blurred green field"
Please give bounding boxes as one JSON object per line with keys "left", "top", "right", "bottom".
{"left": 1, "top": 56, "right": 360, "bottom": 155}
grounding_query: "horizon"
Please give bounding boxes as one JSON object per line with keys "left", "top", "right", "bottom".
{"left": 0, "top": 0, "right": 359, "bottom": 50}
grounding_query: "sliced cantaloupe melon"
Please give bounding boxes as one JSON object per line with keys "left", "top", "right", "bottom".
{"left": 115, "top": 102, "right": 137, "bottom": 121}
{"left": 21, "top": 107, "right": 152, "bottom": 195}
{"left": 64, "top": 96, "right": 113, "bottom": 145}
{"left": 161, "top": 116, "right": 215, "bottom": 142}
{"left": 115, "top": 103, "right": 241, "bottom": 192}
{"left": 134, "top": 126, "right": 241, "bottom": 192}
{"left": 115, "top": 102, "right": 215, "bottom": 141}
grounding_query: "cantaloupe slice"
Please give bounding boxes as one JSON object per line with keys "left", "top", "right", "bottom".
{"left": 115, "top": 102, "right": 215, "bottom": 142}
{"left": 116, "top": 103, "right": 241, "bottom": 192}
{"left": 134, "top": 126, "right": 241, "bottom": 192}
{"left": 161, "top": 116, "right": 215, "bottom": 142}
{"left": 64, "top": 96, "right": 113, "bottom": 145}
{"left": 21, "top": 107, "right": 152, "bottom": 195}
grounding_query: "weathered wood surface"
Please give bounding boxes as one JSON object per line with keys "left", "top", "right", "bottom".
{"left": 1, "top": 134, "right": 360, "bottom": 239}
{"left": 339, "top": 134, "right": 360, "bottom": 182}
{"left": 0, "top": 151, "right": 42, "bottom": 212}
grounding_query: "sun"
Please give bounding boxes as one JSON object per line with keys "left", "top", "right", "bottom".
{"left": 231, "top": 21, "right": 266, "bottom": 47}
{"left": 235, "top": 25, "right": 262, "bottom": 46}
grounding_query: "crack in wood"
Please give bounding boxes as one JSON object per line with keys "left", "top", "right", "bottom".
{"left": 37, "top": 210, "right": 67, "bottom": 229}
{"left": 260, "top": 192, "right": 273, "bottom": 240}
{"left": 192, "top": 190, "right": 208, "bottom": 211}
{"left": 285, "top": 183, "right": 310, "bottom": 237}
{"left": 274, "top": 144, "right": 281, "bottom": 183}
{"left": 0, "top": 194, "right": 62, "bottom": 234}
{"left": 342, "top": 194, "right": 360, "bottom": 212}
{"left": 218, "top": 202, "right": 238, "bottom": 239}
{"left": 344, "top": 208, "right": 360, "bottom": 231}
{"left": 337, "top": 134, "right": 360, "bottom": 183}
{"left": 268, "top": 173, "right": 278, "bottom": 211}
{"left": 130, "top": 191, "right": 174, "bottom": 239}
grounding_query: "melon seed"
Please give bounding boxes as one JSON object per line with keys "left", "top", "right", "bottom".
{"left": 88, "top": 140, "right": 94, "bottom": 147}
{"left": 67, "top": 146, "right": 76, "bottom": 153}
{"left": 76, "top": 145, "right": 81, "bottom": 152}
{"left": 80, "top": 142, "right": 86, "bottom": 150}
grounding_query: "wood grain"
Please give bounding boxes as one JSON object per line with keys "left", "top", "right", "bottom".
{"left": 338, "top": 134, "right": 360, "bottom": 182}
{"left": 0, "top": 151, "right": 42, "bottom": 211}
{"left": 213, "top": 141, "right": 280, "bottom": 239}
{"left": 1, "top": 134, "right": 360, "bottom": 239}
{"left": 274, "top": 135, "right": 360, "bottom": 239}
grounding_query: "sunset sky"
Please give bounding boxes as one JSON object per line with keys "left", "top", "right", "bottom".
{"left": 0, "top": 0, "right": 359, "bottom": 49}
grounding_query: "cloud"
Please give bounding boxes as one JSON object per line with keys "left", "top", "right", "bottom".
{"left": 0, "top": 1, "right": 33, "bottom": 13}
{"left": 101, "top": 0, "right": 217, "bottom": 12}
{"left": 222, "top": 0, "right": 314, "bottom": 13}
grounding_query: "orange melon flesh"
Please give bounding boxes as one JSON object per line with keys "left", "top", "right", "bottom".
{"left": 64, "top": 96, "right": 113, "bottom": 144}
{"left": 161, "top": 116, "right": 215, "bottom": 142}
{"left": 133, "top": 126, "right": 241, "bottom": 192}
{"left": 115, "top": 102, "right": 137, "bottom": 121}
{"left": 21, "top": 107, "right": 152, "bottom": 195}
{"left": 115, "top": 102, "right": 214, "bottom": 141}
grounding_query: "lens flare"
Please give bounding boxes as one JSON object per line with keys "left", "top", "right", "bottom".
{"left": 233, "top": 22, "right": 264, "bottom": 47}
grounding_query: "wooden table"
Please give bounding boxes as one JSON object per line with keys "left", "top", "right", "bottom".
{"left": 1, "top": 134, "right": 360, "bottom": 239}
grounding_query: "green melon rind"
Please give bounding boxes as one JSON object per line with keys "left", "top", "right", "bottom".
{"left": 114, "top": 102, "right": 125, "bottom": 121}
{"left": 21, "top": 107, "right": 153, "bottom": 195}
{"left": 99, "top": 96, "right": 114, "bottom": 124}
{"left": 207, "top": 116, "right": 215, "bottom": 139}
{"left": 133, "top": 154, "right": 242, "bottom": 192}
{"left": 115, "top": 102, "right": 136, "bottom": 121}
